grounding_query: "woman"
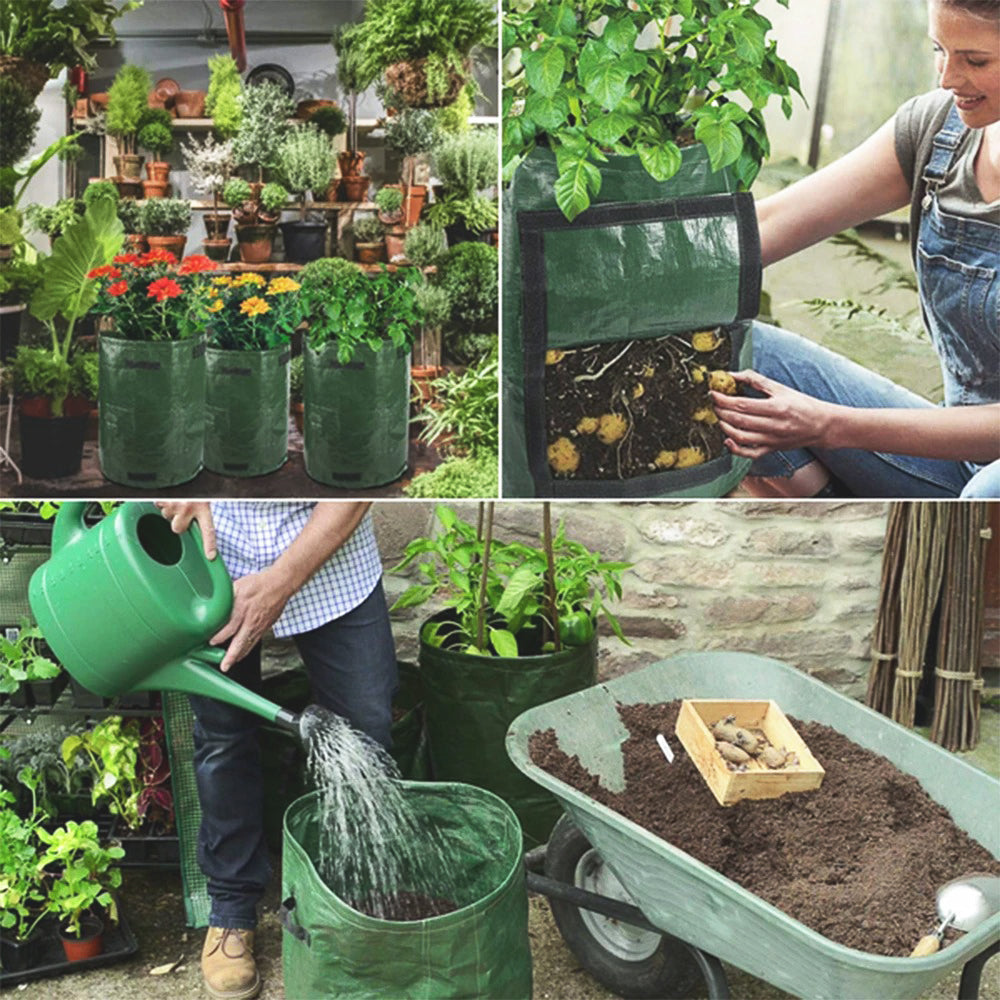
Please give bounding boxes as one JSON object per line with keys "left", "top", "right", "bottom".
{"left": 712, "top": 0, "right": 999, "bottom": 498}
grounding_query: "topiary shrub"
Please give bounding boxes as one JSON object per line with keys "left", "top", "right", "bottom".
{"left": 82, "top": 180, "right": 119, "bottom": 207}
{"left": 138, "top": 197, "right": 191, "bottom": 236}
{"left": 353, "top": 216, "right": 385, "bottom": 243}
{"left": 206, "top": 54, "right": 244, "bottom": 139}
{"left": 138, "top": 121, "right": 173, "bottom": 160}
{"left": 106, "top": 64, "right": 152, "bottom": 156}
{"left": 0, "top": 77, "right": 41, "bottom": 168}
{"left": 309, "top": 105, "right": 347, "bottom": 138}
{"left": 435, "top": 240, "right": 497, "bottom": 333}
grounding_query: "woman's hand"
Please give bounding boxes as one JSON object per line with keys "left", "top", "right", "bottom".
{"left": 210, "top": 565, "right": 295, "bottom": 672}
{"left": 155, "top": 502, "right": 217, "bottom": 559}
{"left": 711, "top": 371, "right": 839, "bottom": 459}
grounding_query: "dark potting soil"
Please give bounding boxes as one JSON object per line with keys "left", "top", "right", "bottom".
{"left": 351, "top": 891, "right": 458, "bottom": 921}
{"left": 544, "top": 328, "right": 734, "bottom": 480}
{"left": 529, "top": 700, "right": 1000, "bottom": 956}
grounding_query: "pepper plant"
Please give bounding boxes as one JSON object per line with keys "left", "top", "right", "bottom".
{"left": 0, "top": 621, "right": 61, "bottom": 696}
{"left": 503, "top": 0, "right": 802, "bottom": 220}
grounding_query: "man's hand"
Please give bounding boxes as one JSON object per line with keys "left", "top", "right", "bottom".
{"left": 155, "top": 502, "right": 217, "bottom": 559}
{"left": 711, "top": 371, "right": 838, "bottom": 459}
{"left": 210, "top": 565, "right": 295, "bottom": 672}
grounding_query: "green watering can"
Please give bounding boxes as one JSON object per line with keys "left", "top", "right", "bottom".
{"left": 28, "top": 502, "right": 300, "bottom": 735}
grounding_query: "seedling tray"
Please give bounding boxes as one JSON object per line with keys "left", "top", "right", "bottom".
{"left": 0, "top": 909, "right": 137, "bottom": 987}
{"left": 675, "top": 698, "right": 824, "bottom": 805}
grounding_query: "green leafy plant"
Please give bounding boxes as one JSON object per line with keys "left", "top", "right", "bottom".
{"left": 416, "top": 348, "right": 498, "bottom": 456}
{"left": 36, "top": 819, "right": 124, "bottom": 937}
{"left": 309, "top": 105, "right": 347, "bottom": 138}
{"left": 347, "top": 0, "right": 496, "bottom": 103}
{"left": 404, "top": 223, "right": 446, "bottom": 268}
{"left": 299, "top": 257, "right": 423, "bottom": 363}
{"left": 74, "top": 350, "right": 99, "bottom": 402}
{"left": 391, "top": 505, "right": 629, "bottom": 656}
{"left": 116, "top": 196, "right": 141, "bottom": 233}
{"left": 0, "top": 0, "right": 141, "bottom": 79}
{"left": 25, "top": 197, "right": 82, "bottom": 238}
{"left": 0, "top": 769, "right": 50, "bottom": 942}
{"left": 260, "top": 182, "right": 289, "bottom": 214}
{"left": 0, "top": 77, "right": 41, "bottom": 169}
{"left": 138, "top": 120, "right": 173, "bottom": 160}
{"left": 403, "top": 452, "right": 498, "bottom": 498}
{"left": 375, "top": 185, "right": 404, "bottom": 216}
{"left": 331, "top": 24, "right": 379, "bottom": 155}
{"left": 384, "top": 108, "right": 442, "bottom": 194}
{"left": 503, "top": 0, "right": 802, "bottom": 220}
{"left": 105, "top": 64, "right": 152, "bottom": 156}
{"left": 82, "top": 180, "right": 119, "bottom": 208}
{"left": 289, "top": 352, "right": 304, "bottom": 403}
{"left": 353, "top": 216, "right": 385, "bottom": 244}
{"left": 61, "top": 716, "right": 142, "bottom": 831}
{"left": 138, "top": 197, "right": 191, "bottom": 237}
{"left": 232, "top": 80, "right": 295, "bottom": 183}
{"left": 205, "top": 53, "right": 244, "bottom": 139}
{"left": 0, "top": 723, "right": 93, "bottom": 819}
{"left": 222, "top": 177, "right": 252, "bottom": 210}
{"left": 276, "top": 124, "right": 334, "bottom": 220}
{"left": 0, "top": 133, "right": 79, "bottom": 216}
{"left": 425, "top": 193, "right": 497, "bottom": 232}
{"left": 183, "top": 134, "right": 234, "bottom": 217}
{"left": 0, "top": 621, "right": 61, "bottom": 696}
{"left": 434, "top": 83, "right": 475, "bottom": 135}
{"left": 435, "top": 240, "right": 497, "bottom": 333}
{"left": 0, "top": 257, "right": 40, "bottom": 306}
{"left": 427, "top": 126, "right": 498, "bottom": 231}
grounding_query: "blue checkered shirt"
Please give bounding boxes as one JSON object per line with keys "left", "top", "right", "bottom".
{"left": 210, "top": 502, "right": 382, "bottom": 637}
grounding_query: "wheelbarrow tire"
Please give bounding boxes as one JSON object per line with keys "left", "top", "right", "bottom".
{"left": 544, "top": 813, "right": 701, "bottom": 999}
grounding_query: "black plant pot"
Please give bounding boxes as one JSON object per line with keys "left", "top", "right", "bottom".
{"left": 0, "top": 926, "right": 49, "bottom": 973}
{"left": 444, "top": 221, "right": 492, "bottom": 247}
{"left": 19, "top": 411, "right": 87, "bottom": 479}
{"left": 70, "top": 677, "right": 110, "bottom": 709}
{"left": 0, "top": 303, "right": 25, "bottom": 363}
{"left": 280, "top": 220, "right": 327, "bottom": 263}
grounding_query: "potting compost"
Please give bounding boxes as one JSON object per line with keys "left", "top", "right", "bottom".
{"left": 529, "top": 700, "right": 1000, "bottom": 957}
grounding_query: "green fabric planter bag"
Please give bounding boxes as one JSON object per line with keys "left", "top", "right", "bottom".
{"left": 419, "top": 613, "right": 597, "bottom": 847}
{"left": 281, "top": 784, "right": 532, "bottom": 1000}
{"left": 99, "top": 334, "right": 206, "bottom": 488}
{"left": 303, "top": 341, "right": 410, "bottom": 488}
{"left": 392, "top": 660, "right": 430, "bottom": 781}
{"left": 502, "top": 145, "right": 760, "bottom": 498}
{"left": 205, "top": 345, "right": 290, "bottom": 477}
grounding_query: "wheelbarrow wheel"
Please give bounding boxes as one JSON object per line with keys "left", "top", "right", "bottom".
{"left": 544, "top": 813, "right": 701, "bottom": 999}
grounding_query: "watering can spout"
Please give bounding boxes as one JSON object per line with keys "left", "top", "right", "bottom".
{"left": 51, "top": 502, "right": 90, "bottom": 553}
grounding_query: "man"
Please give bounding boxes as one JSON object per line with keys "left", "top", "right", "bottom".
{"left": 157, "top": 501, "right": 396, "bottom": 1000}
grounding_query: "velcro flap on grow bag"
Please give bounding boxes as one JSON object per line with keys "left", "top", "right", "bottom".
{"left": 518, "top": 192, "right": 760, "bottom": 349}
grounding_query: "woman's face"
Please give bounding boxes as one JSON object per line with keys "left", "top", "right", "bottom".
{"left": 928, "top": 1, "right": 1000, "bottom": 127}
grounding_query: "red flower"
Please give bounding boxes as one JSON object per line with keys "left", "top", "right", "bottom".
{"left": 147, "top": 277, "right": 183, "bottom": 302}
{"left": 139, "top": 248, "right": 177, "bottom": 267}
{"left": 178, "top": 254, "right": 216, "bottom": 274}
{"left": 87, "top": 264, "right": 122, "bottom": 280}
{"left": 107, "top": 281, "right": 129, "bottom": 297}
{"left": 114, "top": 253, "right": 140, "bottom": 265}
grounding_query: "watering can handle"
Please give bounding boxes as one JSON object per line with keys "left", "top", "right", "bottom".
{"left": 188, "top": 518, "right": 236, "bottom": 627}
{"left": 51, "top": 502, "right": 91, "bottom": 552}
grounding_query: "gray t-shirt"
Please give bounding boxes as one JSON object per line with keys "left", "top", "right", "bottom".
{"left": 894, "top": 88, "right": 1000, "bottom": 264}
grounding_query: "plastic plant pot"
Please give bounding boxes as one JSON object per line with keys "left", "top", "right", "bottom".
{"left": 18, "top": 397, "right": 89, "bottom": 479}
{"left": 59, "top": 914, "right": 104, "bottom": 962}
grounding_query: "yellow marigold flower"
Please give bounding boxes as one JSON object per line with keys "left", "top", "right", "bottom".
{"left": 212, "top": 275, "right": 232, "bottom": 286}
{"left": 240, "top": 296, "right": 271, "bottom": 317}
{"left": 234, "top": 272, "right": 266, "bottom": 287}
{"left": 267, "top": 276, "right": 301, "bottom": 295}
{"left": 205, "top": 298, "right": 225, "bottom": 313}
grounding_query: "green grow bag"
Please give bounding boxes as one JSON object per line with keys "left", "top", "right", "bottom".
{"left": 281, "top": 784, "right": 532, "bottom": 1000}
{"left": 204, "top": 345, "right": 290, "bottom": 477}
{"left": 502, "top": 145, "right": 759, "bottom": 498}
{"left": 419, "top": 613, "right": 597, "bottom": 847}
{"left": 99, "top": 334, "right": 206, "bottom": 488}
{"left": 392, "top": 660, "right": 430, "bottom": 781}
{"left": 303, "top": 341, "right": 410, "bottom": 488}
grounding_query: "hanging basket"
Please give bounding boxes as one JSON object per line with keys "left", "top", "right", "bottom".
{"left": 384, "top": 58, "right": 469, "bottom": 110}
{"left": 0, "top": 56, "right": 50, "bottom": 99}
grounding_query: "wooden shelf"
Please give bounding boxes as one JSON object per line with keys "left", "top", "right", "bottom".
{"left": 188, "top": 201, "right": 376, "bottom": 212}
{"left": 214, "top": 260, "right": 434, "bottom": 274}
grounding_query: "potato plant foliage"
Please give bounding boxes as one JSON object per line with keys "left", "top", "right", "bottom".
{"left": 503, "top": 0, "right": 801, "bottom": 220}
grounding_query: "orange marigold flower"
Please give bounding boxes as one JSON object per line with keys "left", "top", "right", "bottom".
{"left": 266, "top": 276, "right": 301, "bottom": 295}
{"left": 139, "top": 248, "right": 177, "bottom": 267}
{"left": 178, "top": 254, "right": 216, "bottom": 274}
{"left": 107, "top": 280, "right": 129, "bottom": 297}
{"left": 205, "top": 298, "right": 225, "bottom": 313}
{"left": 87, "top": 264, "right": 122, "bottom": 280}
{"left": 147, "top": 276, "right": 184, "bottom": 302}
{"left": 239, "top": 296, "right": 270, "bottom": 317}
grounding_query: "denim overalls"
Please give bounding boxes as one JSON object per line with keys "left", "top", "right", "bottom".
{"left": 749, "top": 103, "right": 1000, "bottom": 497}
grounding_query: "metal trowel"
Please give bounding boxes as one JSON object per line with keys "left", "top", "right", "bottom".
{"left": 910, "top": 875, "right": 1000, "bottom": 957}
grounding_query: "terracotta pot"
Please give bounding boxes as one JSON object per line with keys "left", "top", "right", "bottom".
{"left": 146, "top": 234, "right": 187, "bottom": 259}
{"left": 113, "top": 154, "right": 144, "bottom": 181}
{"left": 114, "top": 177, "right": 143, "bottom": 201}
{"left": 146, "top": 161, "right": 171, "bottom": 182}
{"left": 292, "top": 401, "right": 304, "bottom": 435}
{"left": 355, "top": 241, "right": 385, "bottom": 264}
{"left": 73, "top": 97, "right": 90, "bottom": 120}
{"left": 235, "top": 224, "right": 276, "bottom": 264}
{"left": 402, "top": 184, "right": 427, "bottom": 228}
{"left": 173, "top": 89, "right": 206, "bottom": 118}
{"left": 385, "top": 230, "right": 406, "bottom": 261}
{"left": 411, "top": 364, "right": 447, "bottom": 410}
{"left": 340, "top": 175, "right": 370, "bottom": 203}
{"left": 59, "top": 914, "right": 104, "bottom": 962}
{"left": 338, "top": 150, "right": 366, "bottom": 178}
{"left": 123, "top": 233, "right": 148, "bottom": 254}
{"left": 202, "top": 238, "right": 231, "bottom": 262}
{"left": 203, "top": 212, "right": 231, "bottom": 240}
{"left": 89, "top": 91, "right": 109, "bottom": 111}
{"left": 141, "top": 179, "right": 169, "bottom": 199}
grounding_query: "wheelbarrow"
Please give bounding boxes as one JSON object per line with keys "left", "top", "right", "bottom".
{"left": 506, "top": 652, "right": 1000, "bottom": 1000}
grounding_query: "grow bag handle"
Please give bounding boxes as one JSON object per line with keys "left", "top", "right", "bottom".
{"left": 278, "top": 896, "right": 310, "bottom": 945}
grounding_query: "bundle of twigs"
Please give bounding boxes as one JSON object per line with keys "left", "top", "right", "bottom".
{"left": 931, "top": 503, "right": 988, "bottom": 751}
{"left": 891, "top": 503, "right": 951, "bottom": 728}
{"left": 866, "top": 503, "right": 910, "bottom": 715}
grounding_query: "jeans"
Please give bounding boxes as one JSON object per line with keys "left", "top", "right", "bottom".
{"left": 189, "top": 579, "right": 397, "bottom": 930}
{"left": 748, "top": 322, "right": 996, "bottom": 498}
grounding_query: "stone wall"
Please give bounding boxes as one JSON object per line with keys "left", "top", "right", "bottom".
{"left": 374, "top": 501, "right": 889, "bottom": 703}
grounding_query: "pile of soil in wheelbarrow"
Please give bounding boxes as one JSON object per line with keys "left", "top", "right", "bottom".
{"left": 529, "top": 700, "right": 1000, "bottom": 956}
{"left": 544, "top": 327, "right": 736, "bottom": 480}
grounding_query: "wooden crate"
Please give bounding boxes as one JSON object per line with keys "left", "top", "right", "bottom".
{"left": 675, "top": 699, "right": 825, "bottom": 807}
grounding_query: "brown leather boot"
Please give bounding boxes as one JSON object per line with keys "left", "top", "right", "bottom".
{"left": 201, "top": 927, "right": 261, "bottom": 1000}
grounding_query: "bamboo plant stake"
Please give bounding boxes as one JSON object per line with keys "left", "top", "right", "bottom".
{"left": 891, "top": 503, "right": 951, "bottom": 728}
{"left": 475, "top": 501, "right": 494, "bottom": 653}
{"left": 866, "top": 503, "right": 910, "bottom": 715}
{"left": 931, "top": 503, "right": 988, "bottom": 751}
{"left": 542, "top": 503, "right": 562, "bottom": 654}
